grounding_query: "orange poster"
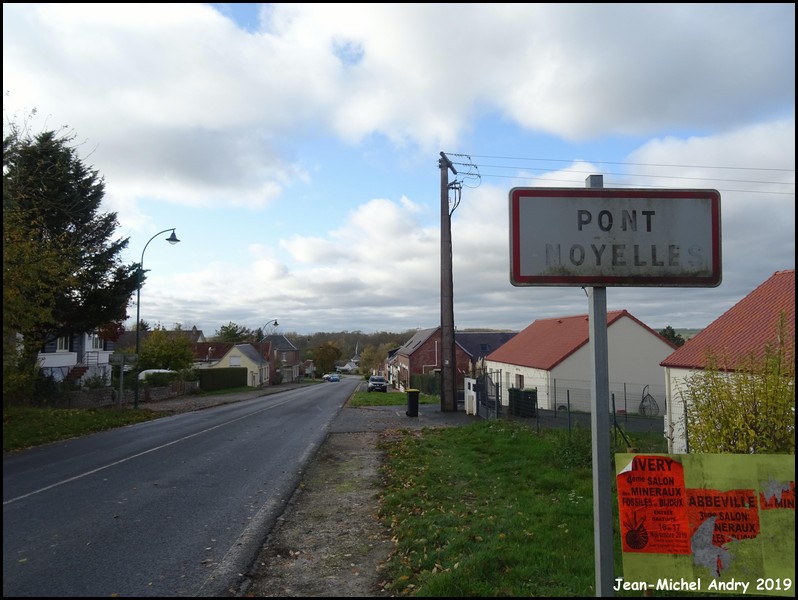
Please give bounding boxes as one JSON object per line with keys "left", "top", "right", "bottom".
{"left": 617, "top": 454, "right": 691, "bottom": 554}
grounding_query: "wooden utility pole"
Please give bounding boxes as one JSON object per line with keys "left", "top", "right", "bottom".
{"left": 439, "top": 152, "right": 457, "bottom": 412}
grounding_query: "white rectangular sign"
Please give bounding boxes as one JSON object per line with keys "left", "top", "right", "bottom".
{"left": 509, "top": 188, "right": 721, "bottom": 287}
{"left": 109, "top": 354, "right": 138, "bottom": 364}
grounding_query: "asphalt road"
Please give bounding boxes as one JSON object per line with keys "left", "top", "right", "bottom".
{"left": 2, "top": 378, "right": 361, "bottom": 597}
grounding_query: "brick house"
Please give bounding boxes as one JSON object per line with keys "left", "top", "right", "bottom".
{"left": 388, "top": 327, "right": 473, "bottom": 392}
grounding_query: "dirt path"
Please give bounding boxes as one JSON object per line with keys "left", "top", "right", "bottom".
{"left": 237, "top": 431, "right": 395, "bottom": 597}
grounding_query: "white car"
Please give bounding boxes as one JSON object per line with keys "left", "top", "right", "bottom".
{"left": 138, "top": 369, "right": 177, "bottom": 381}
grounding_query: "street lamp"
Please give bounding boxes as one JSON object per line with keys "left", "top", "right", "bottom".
{"left": 134, "top": 228, "right": 180, "bottom": 408}
{"left": 258, "top": 319, "right": 279, "bottom": 387}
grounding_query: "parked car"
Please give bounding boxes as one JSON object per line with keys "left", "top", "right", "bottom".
{"left": 138, "top": 369, "right": 177, "bottom": 381}
{"left": 327, "top": 374, "right": 341, "bottom": 382}
{"left": 367, "top": 375, "right": 387, "bottom": 392}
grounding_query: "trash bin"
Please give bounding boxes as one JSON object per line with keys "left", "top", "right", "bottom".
{"left": 406, "top": 388, "right": 420, "bottom": 417}
{"left": 520, "top": 389, "right": 537, "bottom": 417}
{"left": 508, "top": 388, "right": 521, "bottom": 416}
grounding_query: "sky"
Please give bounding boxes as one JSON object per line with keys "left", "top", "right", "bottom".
{"left": 3, "top": 3, "right": 795, "bottom": 338}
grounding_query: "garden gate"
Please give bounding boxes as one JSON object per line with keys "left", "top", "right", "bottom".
{"left": 475, "top": 370, "right": 503, "bottom": 419}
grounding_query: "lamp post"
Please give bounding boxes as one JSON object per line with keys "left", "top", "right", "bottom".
{"left": 258, "top": 319, "right": 279, "bottom": 387}
{"left": 134, "top": 228, "right": 180, "bottom": 408}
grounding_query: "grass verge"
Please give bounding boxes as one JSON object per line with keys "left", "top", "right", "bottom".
{"left": 360, "top": 394, "right": 726, "bottom": 597}
{"left": 2, "top": 385, "right": 255, "bottom": 453}
{"left": 2, "top": 405, "right": 161, "bottom": 453}
{"left": 377, "top": 421, "right": 665, "bottom": 596}
{"left": 348, "top": 388, "right": 438, "bottom": 408}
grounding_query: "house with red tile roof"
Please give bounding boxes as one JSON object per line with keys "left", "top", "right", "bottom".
{"left": 485, "top": 310, "right": 676, "bottom": 414}
{"left": 661, "top": 269, "right": 795, "bottom": 453}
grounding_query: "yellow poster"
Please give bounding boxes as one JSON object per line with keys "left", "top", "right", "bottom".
{"left": 615, "top": 453, "right": 795, "bottom": 596}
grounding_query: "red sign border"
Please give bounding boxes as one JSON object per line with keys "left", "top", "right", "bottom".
{"left": 509, "top": 187, "right": 722, "bottom": 287}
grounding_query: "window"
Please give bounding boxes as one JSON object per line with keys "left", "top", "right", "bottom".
{"left": 57, "top": 336, "right": 70, "bottom": 352}
{"left": 91, "top": 334, "right": 103, "bottom": 350}
{"left": 230, "top": 355, "right": 241, "bottom": 366}
{"left": 515, "top": 374, "right": 524, "bottom": 389}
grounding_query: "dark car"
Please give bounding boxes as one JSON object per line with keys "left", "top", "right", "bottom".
{"left": 367, "top": 375, "right": 388, "bottom": 392}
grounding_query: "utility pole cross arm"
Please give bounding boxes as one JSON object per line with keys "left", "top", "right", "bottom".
{"left": 439, "top": 151, "right": 457, "bottom": 175}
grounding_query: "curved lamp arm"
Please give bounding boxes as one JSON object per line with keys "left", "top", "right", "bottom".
{"left": 259, "top": 318, "right": 279, "bottom": 341}
{"left": 135, "top": 228, "right": 180, "bottom": 352}
{"left": 258, "top": 319, "right": 279, "bottom": 388}
{"left": 134, "top": 228, "right": 180, "bottom": 409}
{"left": 140, "top": 228, "right": 180, "bottom": 268}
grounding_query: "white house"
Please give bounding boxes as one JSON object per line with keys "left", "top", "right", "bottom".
{"left": 485, "top": 310, "right": 676, "bottom": 415}
{"left": 661, "top": 269, "right": 795, "bottom": 453}
{"left": 38, "top": 331, "right": 115, "bottom": 385}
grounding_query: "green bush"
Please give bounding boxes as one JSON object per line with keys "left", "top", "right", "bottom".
{"left": 181, "top": 368, "right": 199, "bottom": 382}
{"left": 84, "top": 375, "right": 108, "bottom": 389}
{"left": 143, "top": 372, "right": 177, "bottom": 388}
{"left": 32, "top": 372, "right": 71, "bottom": 405}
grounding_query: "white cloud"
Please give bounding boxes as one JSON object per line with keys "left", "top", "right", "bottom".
{"left": 3, "top": 3, "right": 793, "bottom": 335}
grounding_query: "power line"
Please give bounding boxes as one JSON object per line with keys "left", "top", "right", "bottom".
{"left": 459, "top": 153, "right": 795, "bottom": 173}
{"left": 444, "top": 153, "right": 795, "bottom": 195}
{"left": 460, "top": 171, "right": 794, "bottom": 196}
{"left": 460, "top": 162, "right": 791, "bottom": 186}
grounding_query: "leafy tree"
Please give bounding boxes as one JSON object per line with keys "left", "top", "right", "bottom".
{"left": 213, "top": 322, "right": 253, "bottom": 343}
{"left": 679, "top": 314, "right": 794, "bottom": 454}
{"left": 359, "top": 344, "right": 381, "bottom": 375}
{"left": 97, "top": 320, "right": 125, "bottom": 342}
{"left": 4, "top": 121, "right": 139, "bottom": 400}
{"left": 359, "top": 342, "right": 394, "bottom": 375}
{"left": 659, "top": 325, "right": 685, "bottom": 347}
{"left": 311, "top": 342, "right": 342, "bottom": 376}
{"left": 3, "top": 206, "right": 68, "bottom": 399}
{"left": 137, "top": 328, "right": 194, "bottom": 372}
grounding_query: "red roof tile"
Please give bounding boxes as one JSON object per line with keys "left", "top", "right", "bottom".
{"left": 192, "top": 342, "right": 235, "bottom": 360}
{"left": 486, "top": 309, "right": 668, "bottom": 370}
{"left": 661, "top": 270, "right": 795, "bottom": 370}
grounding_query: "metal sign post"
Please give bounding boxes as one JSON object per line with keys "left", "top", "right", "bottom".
{"left": 585, "top": 174, "right": 614, "bottom": 596}
{"left": 110, "top": 354, "right": 137, "bottom": 406}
